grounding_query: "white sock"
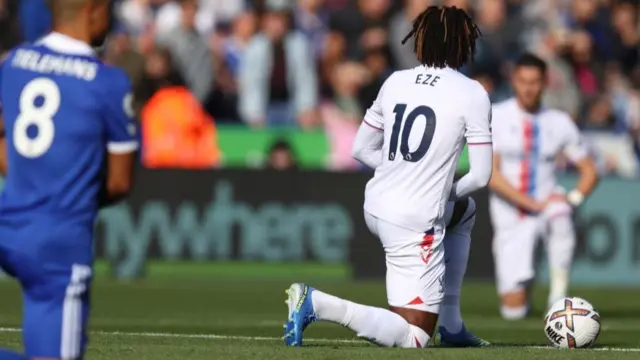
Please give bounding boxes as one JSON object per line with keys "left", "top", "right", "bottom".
{"left": 311, "top": 290, "right": 430, "bottom": 347}
{"left": 440, "top": 202, "right": 474, "bottom": 333}
{"left": 500, "top": 305, "right": 528, "bottom": 321}
{"left": 546, "top": 216, "right": 574, "bottom": 307}
{"left": 548, "top": 268, "right": 569, "bottom": 307}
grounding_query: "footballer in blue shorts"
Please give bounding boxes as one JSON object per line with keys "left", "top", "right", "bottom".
{"left": 0, "top": 1, "right": 137, "bottom": 359}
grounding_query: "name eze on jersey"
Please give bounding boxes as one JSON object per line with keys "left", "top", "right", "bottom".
{"left": 414, "top": 73, "right": 440, "bottom": 87}
{"left": 11, "top": 49, "right": 98, "bottom": 81}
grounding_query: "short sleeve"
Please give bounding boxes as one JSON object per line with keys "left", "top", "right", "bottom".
{"left": 101, "top": 69, "right": 138, "bottom": 154}
{"left": 561, "top": 114, "right": 588, "bottom": 162}
{"left": 464, "top": 86, "right": 492, "bottom": 145}
{"left": 363, "top": 78, "right": 387, "bottom": 131}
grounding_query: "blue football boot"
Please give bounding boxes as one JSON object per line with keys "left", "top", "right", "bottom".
{"left": 438, "top": 324, "right": 491, "bottom": 347}
{"left": 283, "top": 283, "right": 318, "bottom": 347}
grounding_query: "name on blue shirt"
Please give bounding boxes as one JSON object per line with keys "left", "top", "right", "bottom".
{"left": 11, "top": 49, "right": 98, "bottom": 81}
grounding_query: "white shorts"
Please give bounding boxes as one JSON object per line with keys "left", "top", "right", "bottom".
{"left": 492, "top": 209, "right": 576, "bottom": 294}
{"left": 364, "top": 210, "right": 445, "bottom": 314}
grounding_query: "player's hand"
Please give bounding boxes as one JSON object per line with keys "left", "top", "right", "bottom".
{"left": 540, "top": 193, "right": 568, "bottom": 209}
{"left": 526, "top": 193, "right": 565, "bottom": 214}
{"left": 527, "top": 201, "right": 545, "bottom": 214}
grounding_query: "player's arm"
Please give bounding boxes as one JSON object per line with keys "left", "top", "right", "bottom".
{"left": 451, "top": 145, "right": 493, "bottom": 199}
{"left": 351, "top": 78, "right": 387, "bottom": 169}
{"left": 100, "top": 72, "right": 139, "bottom": 207}
{"left": 351, "top": 122, "right": 384, "bottom": 169}
{"left": 450, "top": 89, "right": 493, "bottom": 200}
{"left": 102, "top": 152, "right": 136, "bottom": 206}
{"left": 561, "top": 116, "right": 599, "bottom": 206}
{"left": 489, "top": 153, "right": 543, "bottom": 212}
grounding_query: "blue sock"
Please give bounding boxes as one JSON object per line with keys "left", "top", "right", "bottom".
{"left": 0, "top": 349, "right": 27, "bottom": 360}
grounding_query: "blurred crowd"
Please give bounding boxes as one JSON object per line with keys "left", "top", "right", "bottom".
{"left": 1, "top": 0, "right": 639, "bottom": 175}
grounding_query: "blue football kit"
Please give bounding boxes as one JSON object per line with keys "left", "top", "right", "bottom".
{"left": 0, "top": 33, "right": 138, "bottom": 359}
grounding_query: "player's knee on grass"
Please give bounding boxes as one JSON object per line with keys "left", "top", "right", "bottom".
{"left": 23, "top": 264, "right": 92, "bottom": 360}
{"left": 390, "top": 306, "right": 439, "bottom": 337}
{"left": 500, "top": 279, "right": 533, "bottom": 320}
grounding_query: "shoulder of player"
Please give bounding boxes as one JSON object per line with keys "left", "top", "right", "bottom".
{"left": 541, "top": 108, "right": 577, "bottom": 133}
{"left": 460, "top": 78, "right": 490, "bottom": 111}
{"left": 490, "top": 98, "right": 516, "bottom": 117}
{"left": 541, "top": 107, "right": 572, "bottom": 122}
{"left": 1, "top": 43, "right": 35, "bottom": 65}
{"left": 466, "top": 78, "right": 489, "bottom": 98}
{"left": 95, "top": 65, "right": 132, "bottom": 91}
{"left": 488, "top": 99, "right": 516, "bottom": 130}
{"left": 384, "top": 69, "right": 407, "bottom": 84}
{"left": 375, "top": 70, "right": 405, "bottom": 96}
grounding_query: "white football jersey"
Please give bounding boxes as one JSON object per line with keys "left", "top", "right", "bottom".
{"left": 363, "top": 66, "right": 492, "bottom": 233}
{"left": 490, "top": 98, "right": 588, "bottom": 228}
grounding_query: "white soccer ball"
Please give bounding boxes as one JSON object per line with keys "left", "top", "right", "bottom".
{"left": 544, "top": 297, "right": 601, "bottom": 349}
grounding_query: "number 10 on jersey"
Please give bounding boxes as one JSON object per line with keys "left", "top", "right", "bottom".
{"left": 388, "top": 104, "right": 437, "bottom": 162}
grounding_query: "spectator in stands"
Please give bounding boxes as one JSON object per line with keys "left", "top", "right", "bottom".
{"left": 7, "top": 0, "right": 633, "bottom": 175}
{"left": 388, "top": 0, "right": 432, "bottom": 71}
{"left": 140, "top": 48, "right": 220, "bottom": 169}
{"left": 209, "top": 10, "right": 258, "bottom": 122}
{"left": 295, "top": 0, "right": 329, "bottom": 58}
{"left": 474, "top": 0, "right": 523, "bottom": 69}
{"left": 154, "top": 0, "right": 216, "bottom": 37}
{"left": 566, "top": 0, "right": 614, "bottom": 62}
{"left": 532, "top": 30, "right": 582, "bottom": 119}
{"left": 0, "top": 0, "right": 20, "bottom": 53}
{"left": 611, "top": 0, "right": 639, "bottom": 77}
{"left": 320, "top": 61, "right": 368, "bottom": 171}
{"left": 239, "top": 0, "right": 318, "bottom": 128}
{"left": 583, "top": 95, "right": 616, "bottom": 131}
{"left": 106, "top": 26, "right": 146, "bottom": 115}
{"left": 358, "top": 46, "right": 392, "bottom": 113}
{"left": 569, "top": 30, "right": 602, "bottom": 100}
{"left": 266, "top": 138, "right": 299, "bottom": 171}
{"left": 157, "top": 0, "right": 214, "bottom": 103}
{"left": 318, "top": 31, "right": 346, "bottom": 98}
{"left": 329, "top": 0, "right": 390, "bottom": 60}
{"left": 118, "top": 0, "right": 155, "bottom": 35}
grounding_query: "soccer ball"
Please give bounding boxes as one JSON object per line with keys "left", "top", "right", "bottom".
{"left": 544, "top": 297, "right": 601, "bottom": 349}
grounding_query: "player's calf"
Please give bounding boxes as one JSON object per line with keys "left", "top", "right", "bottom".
{"left": 389, "top": 306, "right": 437, "bottom": 347}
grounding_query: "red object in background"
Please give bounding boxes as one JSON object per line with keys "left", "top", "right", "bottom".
{"left": 141, "top": 86, "right": 220, "bottom": 169}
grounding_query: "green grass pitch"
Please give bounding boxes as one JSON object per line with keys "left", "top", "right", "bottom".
{"left": 0, "top": 262, "right": 639, "bottom": 359}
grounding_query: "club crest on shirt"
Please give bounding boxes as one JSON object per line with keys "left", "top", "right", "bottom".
{"left": 123, "top": 92, "right": 135, "bottom": 119}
